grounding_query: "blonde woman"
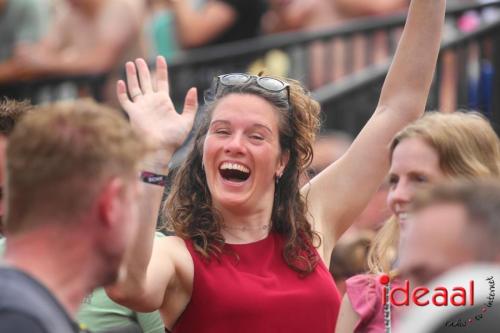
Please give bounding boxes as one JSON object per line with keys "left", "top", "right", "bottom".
{"left": 336, "top": 111, "right": 500, "bottom": 333}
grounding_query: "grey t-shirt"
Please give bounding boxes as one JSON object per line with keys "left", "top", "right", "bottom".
{"left": 0, "top": 0, "right": 50, "bottom": 61}
{"left": 0, "top": 266, "right": 80, "bottom": 333}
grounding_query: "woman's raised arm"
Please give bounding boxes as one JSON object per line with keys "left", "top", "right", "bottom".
{"left": 303, "top": 0, "right": 446, "bottom": 262}
{"left": 106, "top": 56, "right": 197, "bottom": 311}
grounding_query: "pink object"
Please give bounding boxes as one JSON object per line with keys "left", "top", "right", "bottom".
{"left": 457, "top": 11, "right": 481, "bottom": 33}
{"left": 346, "top": 274, "right": 402, "bottom": 333}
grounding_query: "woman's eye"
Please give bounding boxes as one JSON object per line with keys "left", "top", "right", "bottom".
{"left": 415, "top": 175, "right": 428, "bottom": 183}
{"left": 250, "top": 134, "right": 264, "bottom": 141}
{"left": 388, "top": 175, "right": 398, "bottom": 186}
{"left": 215, "top": 129, "right": 230, "bottom": 135}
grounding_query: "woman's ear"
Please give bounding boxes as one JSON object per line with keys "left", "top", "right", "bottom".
{"left": 277, "top": 150, "right": 290, "bottom": 177}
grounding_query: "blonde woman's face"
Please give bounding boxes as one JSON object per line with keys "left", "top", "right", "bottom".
{"left": 387, "top": 137, "right": 445, "bottom": 229}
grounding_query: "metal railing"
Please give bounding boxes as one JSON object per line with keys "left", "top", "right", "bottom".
{"left": 315, "top": 5, "right": 500, "bottom": 134}
{"left": 0, "top": 73, "right": 108, "bottom": 104}
{"left": 165, "top": 0, "right": 500, "bottom": 108}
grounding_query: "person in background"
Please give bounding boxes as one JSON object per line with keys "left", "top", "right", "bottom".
{"left": 164, "top": 0, "right": 267, "bottom": 48}
{"left": 106, "top": 0, "right": 446, "bottom": 331}
{"left": 333, "top": 0, "right": 408, "bottom": 19}
{"left": 0, "top": 0, "right": 50, "bottom": 83}
{"left": 307, "top": 131, "right": 353, "bottom": 178}
{"left": 0, "top": 99, "right": 152, "bottom": 333}
{"left": 144, "top": 0, "right": 181, "bottom": 60}
{"left": 144, "top": 0, "right": 207, "bottom": 60}
{"left": 329, "top": 230, "right": 374, "bottom": 295}
{"left": 335, "top": 111, "right": 500, "bottom": 333}
{"left": 400, "top": 180, "right": 500, "bottom": 287}
{"left": 396, "top": 181, "right": 500, "bottom": 333}
{"left": 262, "top": 0, "right": 337, "bottom": 33}
{"left": 14, "top": 0, "right": 145, "bottom": 103}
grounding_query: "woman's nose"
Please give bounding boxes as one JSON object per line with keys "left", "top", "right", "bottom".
{"left": 224, "top": 133, "right": 245, "bottom": 155}
{"left": 388, "top": 181, "right": 413, "bottom": 208}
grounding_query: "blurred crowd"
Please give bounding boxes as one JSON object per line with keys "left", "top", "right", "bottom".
{"left": 0, "top": 0, "right": 410, "bottom": 84}
{"left": 2, "top": 0, "right": 496, "bottom": 106}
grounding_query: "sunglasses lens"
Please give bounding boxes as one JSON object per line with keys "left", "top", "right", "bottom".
{"left": 258, "top": 77, "right": 287, "bottom": 91}
{"left": 220, "top": 74, "right": 250, "bottom": 85}
{"left": 211, "top": 74, "right": 290, "bottom": 107}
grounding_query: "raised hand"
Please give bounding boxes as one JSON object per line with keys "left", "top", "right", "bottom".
{"left": 117, "top": 56, "right": 198, "bottom": 153}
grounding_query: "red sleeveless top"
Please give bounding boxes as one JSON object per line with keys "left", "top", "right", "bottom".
{"left": 172, "top": 232, "right": 341, "bottom": 333}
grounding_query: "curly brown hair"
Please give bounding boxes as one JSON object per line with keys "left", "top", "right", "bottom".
{"left": 165, "top": 77, "right": 322, "bottom": 275}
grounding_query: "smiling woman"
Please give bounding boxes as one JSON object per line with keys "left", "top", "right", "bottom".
{"left": 106, "top": 0, "right": 448, "bottom": 331}
{"left": 169, "top": 80, "right": 320, "bottom": 262}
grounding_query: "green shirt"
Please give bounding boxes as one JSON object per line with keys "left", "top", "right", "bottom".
{"left": 0, "top": 237, "right": 5, "bottom": 257}
{"left": 0, "top": 0, "right": 50, "bottom": 61}
{"left": 78, "top": 288, "right": 164, "bottom": 333}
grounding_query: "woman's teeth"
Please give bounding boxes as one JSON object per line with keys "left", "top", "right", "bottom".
{"left": 219, "top": 162, "right": 250, "bottom": 174}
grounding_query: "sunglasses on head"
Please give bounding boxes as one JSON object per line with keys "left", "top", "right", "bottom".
{"left": 206, "top": 73, "right": 290, "bottom": 105}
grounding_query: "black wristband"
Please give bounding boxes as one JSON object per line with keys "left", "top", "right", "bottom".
{"left": 140, "top": 171, "right": 168, "bottom": 187}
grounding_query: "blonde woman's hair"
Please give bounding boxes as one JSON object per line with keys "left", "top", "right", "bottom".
{"left": 368, "top": 111, "right": 500, "bottom": 274}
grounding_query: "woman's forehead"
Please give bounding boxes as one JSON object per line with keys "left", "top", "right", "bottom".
{"left": 211, "top": 94, "right": 280, "bottom": 123}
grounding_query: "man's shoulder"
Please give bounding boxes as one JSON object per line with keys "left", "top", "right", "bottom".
{"left": 0, "top": 267, "right": 79, "bottom": 333}
{"left": 0, "top": 311, "right": 47, "bottom": 333}
{"left": 0, "top": 266, "right": 58, "bottom": 313}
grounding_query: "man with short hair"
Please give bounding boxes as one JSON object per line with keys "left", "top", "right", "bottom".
{"left": 397, "top": 181, "right": 500, "bottom": 333}
{"left": 400, "top": 180, "right": 500, "bottom": 286}
{"left": 0, "top": 100, "right": 148, "bottom": 332}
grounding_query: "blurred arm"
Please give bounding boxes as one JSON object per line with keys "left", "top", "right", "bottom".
{"left": 170, "top": 0, "right": 237, "bottom": 48}
{"left": 15, "top": 2, "right": 141, "bottom": 77}
{"left": 335, "top": 0, "right": 408, "bottom": 17}
{"left": 335, "top": 294, "right": 360, "bottom": 333}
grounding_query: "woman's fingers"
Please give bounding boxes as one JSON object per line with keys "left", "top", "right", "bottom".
{"left": 125, "top": 61, "right": 142, "bottom": 100}
{"left": 135, "top": 58, "right": 153, "bottom": 94}
{"left": 116, "top": 80, "right": 132, "bottom": 109}
{"left": 155, "top": 56, "right": 169, "bottom": 95}
{"left": 182, "top": 87, "right": 198, "bottom": 125}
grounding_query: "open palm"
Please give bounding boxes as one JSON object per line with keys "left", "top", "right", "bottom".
{"left": 117, "top": 56, "right": 198, "bottom": 151}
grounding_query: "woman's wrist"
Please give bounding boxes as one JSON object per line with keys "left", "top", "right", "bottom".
{"left": 141, "top": 148, "right": 174, "bottom": 175}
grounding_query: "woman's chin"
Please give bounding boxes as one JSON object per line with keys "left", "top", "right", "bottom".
{"left": 213, "top": 193, "right": 250, "bottom": 210}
